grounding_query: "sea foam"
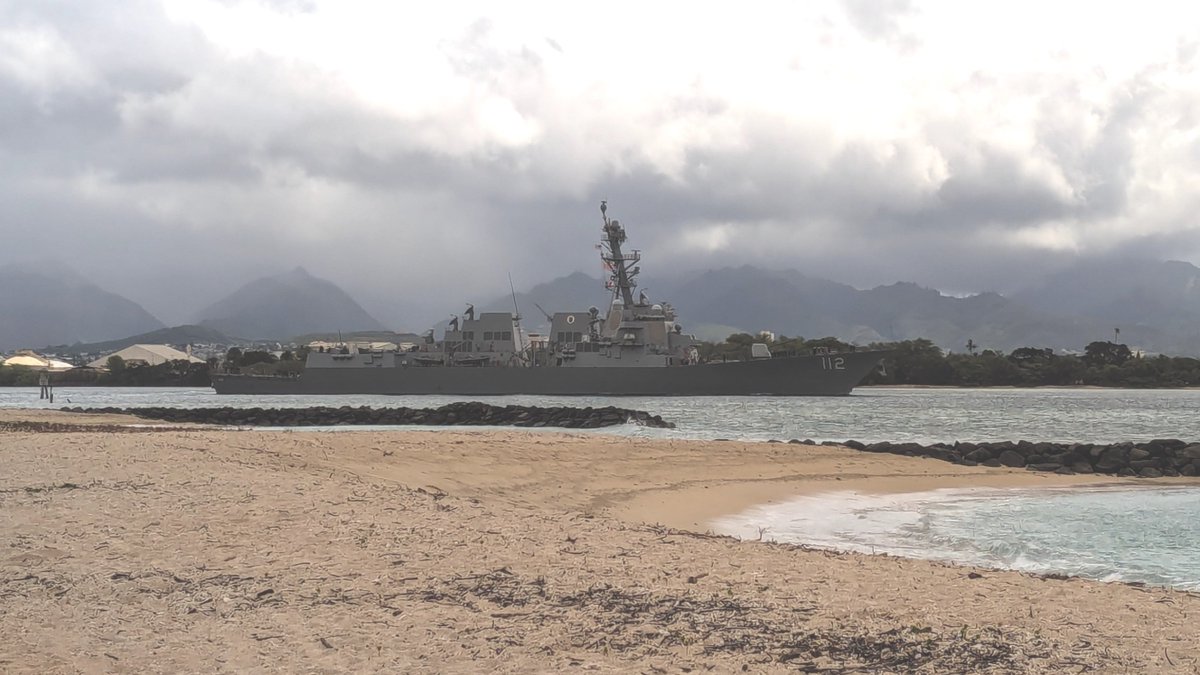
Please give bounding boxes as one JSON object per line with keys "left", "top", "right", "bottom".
{"left": 712, "top": 485, "right": 1200, "bottom": 590}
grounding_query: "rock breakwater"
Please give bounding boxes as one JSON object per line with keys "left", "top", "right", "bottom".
{"left": 63, "top": 402, "right": 675, "bottom": 430}
{"left": 835, "top": 438, "right": 1200, "bottom": 478}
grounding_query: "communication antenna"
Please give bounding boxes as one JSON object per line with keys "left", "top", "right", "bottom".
{"left": 533, "top": 302, "right": 554, "bottom": 323}
{"left": 508, "top": 273, "right": 521, "bottom": 322}
{"left": 508, "top": 273, "right": 529, "bottom": 362}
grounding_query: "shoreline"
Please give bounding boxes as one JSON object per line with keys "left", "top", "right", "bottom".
{"left": 4, "top": 409, "right": 1200, "bottom": 672}
{"left": 609, "top": 452, "right": 1144, "bottom": 532}
{"left": 708, "top": 482, "right": 1200, "bottom": 587}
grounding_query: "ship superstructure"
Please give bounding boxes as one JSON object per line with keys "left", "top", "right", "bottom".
{"left": 211, "top": 203, "right": 887, "bottom": 396}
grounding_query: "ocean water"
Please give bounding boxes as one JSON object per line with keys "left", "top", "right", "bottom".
{"left": 712, "top": 485, "right": 1200, "bottom": 590}
{"left": 6, "top": 385, "right": 1200, "bottom": 443}
{"left": 7, "top": 385, "right": 1200, "bottom": 587}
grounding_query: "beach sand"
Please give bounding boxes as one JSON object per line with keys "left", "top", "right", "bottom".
{"left": 2, "top": 409, "right": 1198, "bottom": 673}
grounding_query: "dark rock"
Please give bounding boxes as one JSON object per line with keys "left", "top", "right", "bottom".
{"left": 997, "top": 450, "right": 1026, "bottom": 467}
{"left": 964, "top": 448, "right": 992, "bottom": 463}
{"left": 1054, "top": 466, "right": 1075, "bottom": 475}
{"left": 982, "top": 459, "right": 1002, "bottom": 468}
{"left": 1118, "top": 467, "right": 1137, "bottom": 477}
{"left": 1180, "top": 444, "right": 1200, "bottom": 460}
{"left": 1138, "top": 467, "right": 1163, "bottom": 478}
{"left": 1181, "top": 463, "right": 1197, "bottom": 477}
{"left": 1030, "top": 442, "right": 1060, "bottom": 456}
{"left": 74, "top": 403, "right": 676, "bottom": 430}
{"left": 1128, "top": 447, "right": 1152, "bottom": 461}
{"left": 924, "top": 448, "right": 955, "bottom": 462}
{"left": 1094, "top": 446, "right": 1129, "bottom": 472}
{"left": 1069, "top": 461, "right": 1094, "bottom": 474}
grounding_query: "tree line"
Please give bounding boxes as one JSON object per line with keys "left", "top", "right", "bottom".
{"left": 0, "top": 358, "right": 212, "bottom": 387}
{"left": 0, "top": 348, "right": 301, "bottom": 387}
{"left": 7, "top": 337, "right": 1200, "bottom": 388}
{"left": 703, "top": 333, "right": 1200, "bottom": 388}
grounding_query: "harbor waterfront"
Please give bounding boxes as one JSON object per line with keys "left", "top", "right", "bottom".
{"left": 210, "top": 204, "right": 887, "bottom": 397}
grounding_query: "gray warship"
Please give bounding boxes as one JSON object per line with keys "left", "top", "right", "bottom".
{"left": 210, "top": 203, "right": 887, "bottom": 396}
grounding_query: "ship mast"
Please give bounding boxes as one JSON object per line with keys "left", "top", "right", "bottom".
{"left": 599, "top": 201, "right": 640, "bottom": 307}
{"left": 508, "top": 272, "right": 529, "bottom": 365}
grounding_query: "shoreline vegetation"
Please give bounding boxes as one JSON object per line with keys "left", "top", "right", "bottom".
{"left": 710, "top": 335, "right": 1200, "bottom": 388}
{"left": 8, "top": 335, "right": 1200, "bottom": 389}
{"left": 3, "top": 409, "right": 1199, "bottom": 672}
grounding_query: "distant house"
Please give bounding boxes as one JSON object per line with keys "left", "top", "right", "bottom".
{"left": 87, "top": 344, "right": 206, "bottom": 369}
{"left": 307, "top": 340, "right": 399, "bottom": 353}
{"left": 1, "top": 352, "right": 75, "bottom": 372}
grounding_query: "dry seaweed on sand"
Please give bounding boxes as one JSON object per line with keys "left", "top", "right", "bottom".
{"left": 405, "top": 568, "right": 1028, "bottom": 671}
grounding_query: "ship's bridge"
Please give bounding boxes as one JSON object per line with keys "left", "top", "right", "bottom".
{"left": 443, "top": 312, "right": 517, "bottom": 353}
{"left": 549, "top": 312, "right": 593, "bottom": 347}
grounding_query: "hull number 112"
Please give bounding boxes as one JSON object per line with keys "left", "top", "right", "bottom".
{"left": 820, "top": 356, "right": 846, "bottom": 371}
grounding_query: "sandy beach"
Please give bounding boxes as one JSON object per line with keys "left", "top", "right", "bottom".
{"left": 3, "top": 409, "right": 1199, "bottom": 673}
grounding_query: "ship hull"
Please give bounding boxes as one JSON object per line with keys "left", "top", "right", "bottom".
{"left": 210, "top": 350, "right": 886, "bottom": 396}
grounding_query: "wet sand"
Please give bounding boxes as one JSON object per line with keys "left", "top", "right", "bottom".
{"left": 2, "top": 409, "right": 1198, "bottom": 673}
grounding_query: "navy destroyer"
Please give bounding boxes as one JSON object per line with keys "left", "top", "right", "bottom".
{"left": 211, "top": 203, "right": 886, "bottom": 395}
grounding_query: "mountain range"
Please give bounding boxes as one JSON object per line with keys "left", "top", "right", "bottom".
{"left": 0, "top": 262, "right": 164, "bottom": 351}
{"left": 6, "top": 259, "right": 1200, "bottom": 355}
{"left": 193, "top": 267, "right": 385, "bottom": 341}
{"left": 493, "top": 261, "right": 1200, "bottom": 354}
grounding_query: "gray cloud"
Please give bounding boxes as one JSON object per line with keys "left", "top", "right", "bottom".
{"left": 1, "top": 1, "right": 1198, "bottom": 333}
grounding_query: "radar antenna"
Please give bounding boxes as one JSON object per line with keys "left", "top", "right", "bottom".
{"left": 599, "top": 201, "right": 639, "bottom": 307}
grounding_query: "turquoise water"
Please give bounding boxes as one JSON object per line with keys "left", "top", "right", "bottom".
{"left": 712, "top": 485, "right": 1200, "bottom": 590}
{"left": 7, "top": 385, "right": 1200, "bottom": 587}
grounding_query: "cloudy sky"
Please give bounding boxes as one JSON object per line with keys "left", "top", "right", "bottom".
{"left": 3, "top": 0, "right": 1198, "bottom": 328}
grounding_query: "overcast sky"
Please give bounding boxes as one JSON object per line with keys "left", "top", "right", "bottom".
{"left": 2, "top": 0, "right": 1198, "bottom": 328}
